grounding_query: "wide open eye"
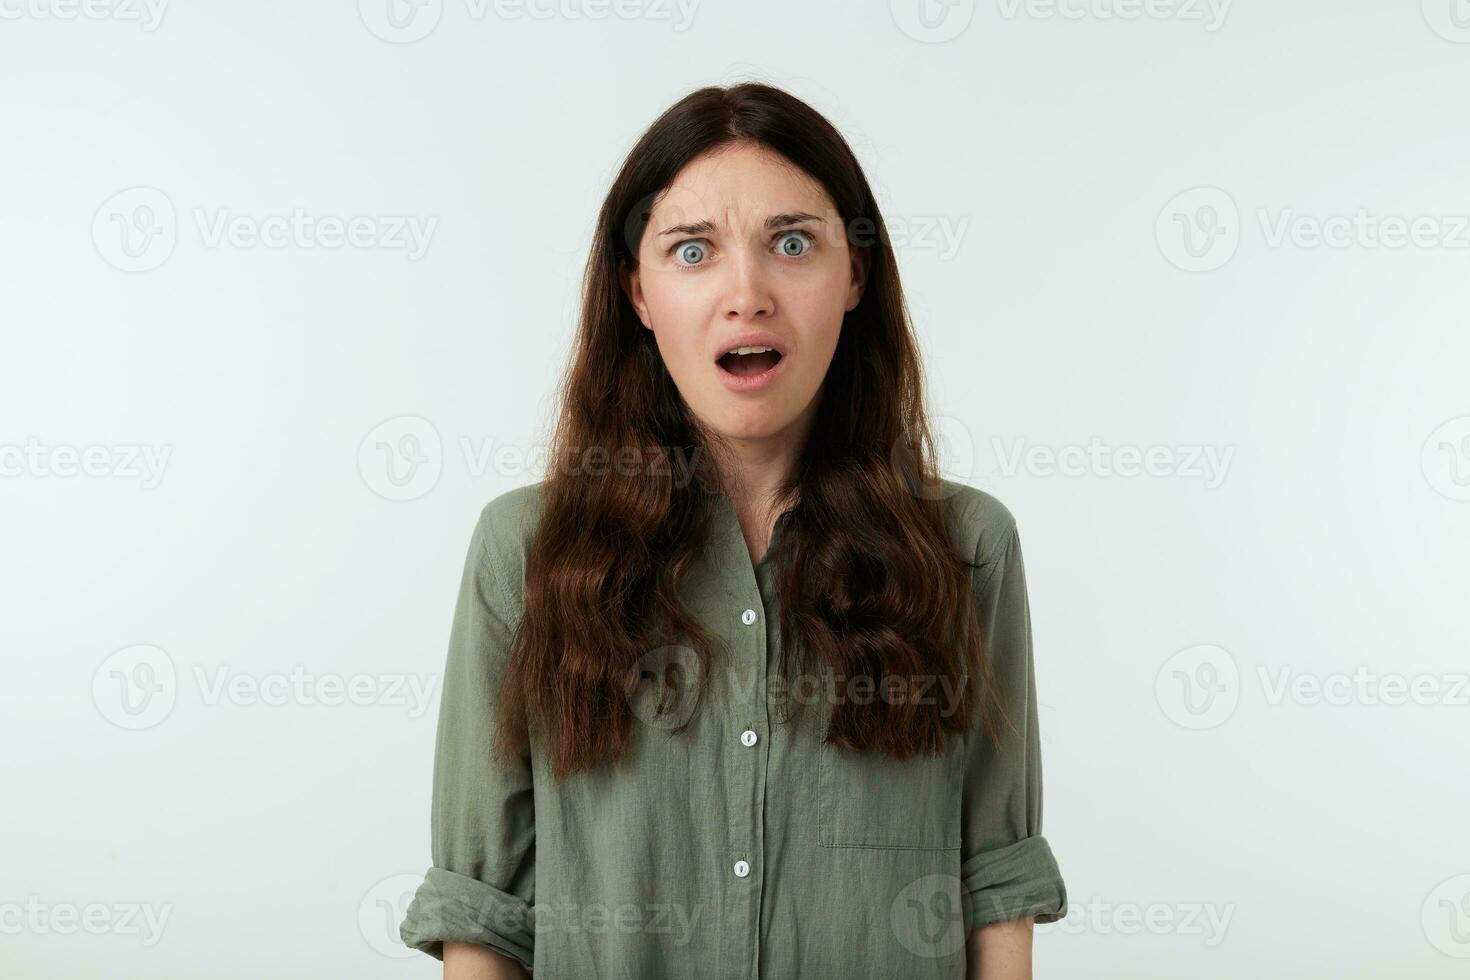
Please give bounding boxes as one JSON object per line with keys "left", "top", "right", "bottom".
{"left": 775, "top": 230, "right": 814, "bottom": 257}
{"left": 671, "top": 240, "right": 710, "bottom": 267}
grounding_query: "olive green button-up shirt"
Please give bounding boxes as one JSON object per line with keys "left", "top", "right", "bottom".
{"left": 399, "top": 479, "right": 1067, "bottom": 978}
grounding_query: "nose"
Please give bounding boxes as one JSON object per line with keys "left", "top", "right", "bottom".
{"left": 722, "top": 249, "right": 775, "bottom": 321}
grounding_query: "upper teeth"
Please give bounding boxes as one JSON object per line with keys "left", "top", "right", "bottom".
{"left": 728, "top": 346, "right": 774, "bottom": 355}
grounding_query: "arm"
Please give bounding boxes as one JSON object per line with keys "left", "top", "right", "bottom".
{"left": 966, "top": 916, "right": 1034, "bottom": 980}
{"left": 399, "top": 503, "right": 538, "bottom": 975}
{"left": 444, "top": 941, "right": 531, "bottom": 980}
{"left": 959, "top": 513, "right": 1067, "bottom": 978}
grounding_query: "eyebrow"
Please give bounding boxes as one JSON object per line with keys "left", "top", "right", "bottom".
{"left": 656, "top": 211, "right": 825, "bottom": 238}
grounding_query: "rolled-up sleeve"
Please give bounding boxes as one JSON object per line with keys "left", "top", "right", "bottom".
{"left": 960, "top": 517, "right": 1068, "bottom": 932}
{"left": 400, "top": 504, "right": 536, "bottom": 971}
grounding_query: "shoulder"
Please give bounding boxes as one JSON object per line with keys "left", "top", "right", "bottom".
{"left": 938, "top": 478, "right": 1020, "bottom": 565}
{"left": 471, "top": 481, "right": 550, "bottom": 605}
{"left": 478, "top": 480, "right": 549, "bottom": 548}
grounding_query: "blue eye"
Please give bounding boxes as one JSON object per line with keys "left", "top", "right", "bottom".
{"left": 669, "top": 231, "right": 814, "bottom": 270}
{"left": 672, "top": 240, "right": 709, "bottom": 267}
{"left": 776, "top": 230, "right": 814, "bottom": 257}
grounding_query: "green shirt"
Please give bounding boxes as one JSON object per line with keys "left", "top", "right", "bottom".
{"left": 399, "top": 478, "right": 1067, "bottom": 978}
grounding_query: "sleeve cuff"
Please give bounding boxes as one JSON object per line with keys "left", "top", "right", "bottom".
{"left": 399, "top": 867, "right": 535, "bottom": 972}
{"left": 960, "top": 835, "right": 1068, "bottom": 931}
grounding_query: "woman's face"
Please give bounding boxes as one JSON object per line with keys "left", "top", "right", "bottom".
{"left": 621, "top": 142, "right": 866, "bottom": 449}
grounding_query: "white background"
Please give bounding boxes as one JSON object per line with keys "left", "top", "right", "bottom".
{"left": 2, "top": 1, "right": 1469, "bottom": 977}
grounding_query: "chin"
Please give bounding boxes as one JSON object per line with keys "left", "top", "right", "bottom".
{"left": 709, "top": 411, "right": 790, "bottom": 443}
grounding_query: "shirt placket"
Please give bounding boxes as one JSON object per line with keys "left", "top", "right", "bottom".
{"left": 724, "top": 561, "right": 772, "bottom": 980}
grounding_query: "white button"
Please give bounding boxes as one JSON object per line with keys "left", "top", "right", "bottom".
{"left": 741, "top": 608, "right": 757, "bottom": 625}
{"left": 740, "top": 729, "right": 758, "bottom": 747}
{"left": 733, "top": 859, "right": 750, "bottom": 878}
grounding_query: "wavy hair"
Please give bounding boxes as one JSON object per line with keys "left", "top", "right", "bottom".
{"left": 494, "top": 82, "right": 1014, "bottom": 780}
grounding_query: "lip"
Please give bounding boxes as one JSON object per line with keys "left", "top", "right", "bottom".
{"left": 712, "top": 330, "right": 790, "bottom": 393}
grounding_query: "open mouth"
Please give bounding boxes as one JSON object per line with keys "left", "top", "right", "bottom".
{"left": 716, "top": 346, "right": 784, "bottom": 378}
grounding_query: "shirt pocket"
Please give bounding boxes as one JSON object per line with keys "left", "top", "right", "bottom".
{"left": 817, "top": 739, "right": 964, "bottom": 850}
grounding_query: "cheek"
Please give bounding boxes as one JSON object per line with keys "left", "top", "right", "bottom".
{"left": 785, "top": 277, "right": 848, "bottom": 357}
{"left": 642, "top": 281, "right": 711, "bottom": 375}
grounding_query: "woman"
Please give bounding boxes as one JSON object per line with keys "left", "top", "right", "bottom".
{"left": 400, "top": 82, "right": 1067, "bottom": 979}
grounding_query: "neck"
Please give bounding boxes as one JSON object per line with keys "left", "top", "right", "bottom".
{"left": 708, "top": 402, "right": 816, "bottom": 517}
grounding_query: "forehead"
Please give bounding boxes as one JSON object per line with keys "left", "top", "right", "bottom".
{"left": 650, "top": 143, "right": 835, "bottom": 229}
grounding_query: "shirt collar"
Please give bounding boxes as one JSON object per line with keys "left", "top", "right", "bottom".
{"left": 710, "top": 493, "right": 796, "bottom": 575}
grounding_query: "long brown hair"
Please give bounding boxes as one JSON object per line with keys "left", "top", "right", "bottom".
{"left": 495, "top": 82, "right": 1013, "bottom": 780}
